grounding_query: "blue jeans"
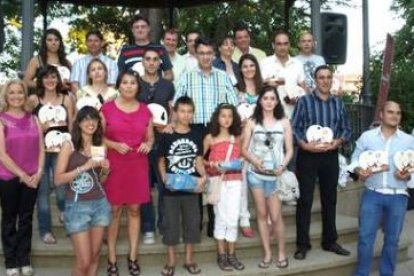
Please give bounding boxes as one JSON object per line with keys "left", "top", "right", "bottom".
{"left": 37, "top": 153, "right": 65, "bottom": 237}
{"left": 355, "top": 189, "right": 408, "bottom": 276}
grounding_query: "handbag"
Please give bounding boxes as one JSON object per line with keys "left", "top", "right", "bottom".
{"left": 276, "top": 170, "right": 300, "bottom": 202}
{"left": 165, "top": 173, "right": 198, "bottom": 192}
{"left": 205, "top": 136, "right": 235, "bottom": 205}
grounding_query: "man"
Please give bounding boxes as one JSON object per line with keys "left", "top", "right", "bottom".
{"left": 183, "top": 31, "right": 200, "bottom": 72}
{"left": 70, "top": 30, "right": 118, "bottom": 92}
{"left": 232, "top": 25, "right": 266, "bottom": 63}
{"left": 295, "top": 31, "right": 326, "bottom": 92}
{"left": 260, "top": 30, "right": 306, "bottom": 119}
{"left": 117, "top": 15, "right": 173, "bottom": 80}
{"left": 163, "top": 29, "right": 186, "bottom": 88}
{"left": 352, "top": 101, "right": 414, "bottom": 276}
{"left": 137, "top": 48, "right": 175, "bottom": 244}
{"left": 291, "top": 65, "right": 352, "bottom": 260}
{"left": 173, "top": 37, "right": 238, "bottom": 237}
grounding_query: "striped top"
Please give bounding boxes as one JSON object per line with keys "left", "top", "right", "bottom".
{"left": 173, "top": 67, "right": 238, "bottom": 125}
{"left": 291, "top": 91, "right": 352, "bottom": 143}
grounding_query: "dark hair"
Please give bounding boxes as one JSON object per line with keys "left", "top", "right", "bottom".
{"left": 217, "top": 35, "right": 234, "bottom": 47}
{"left": 273, "top": 29, "right": 290, "bottom": 42}
{"left": 86, "top": 30, "right": 103, "bottom": 41}
{"left": 209, "top": 103, "right": 242, "bottom": 137}
{"left": 36, "top": 65, "right": 63, "bottom": 98}
{"left": 233, "top": 24, "right": 250, "bottom": 36}
{"left": 164, "top": 28, "right": 179, "bottom": 38}
{"left": 314, "top": 64, "right": 332, "bottom": 79}
{"left": 236, "top": 53, "right": 263, "bottom": 95}
{"left": 39, "top": 28, "right": 70, "bottom": 68}
{"left": 195, "top": 37, "right": 214, "bottom": 52}
{"left": 130, "top": 15, "right": 150, "bottom": 27}
{"left": 143, "top": 48, "right": 160, "bottom": 57}
{"left": 116, "top": 70, "right": 140, "bottom": 89}
{"left": 71, "top": 106, "right": 103, "bottom": 151}
{"left": 252, "top": 86, "right": 285, "bottom": 125}
{"left": 86, "top": 58, "right": 108, "bottom": 85}
{"left": 173, "top": 96, "right": 195, "bottom": 112}
{"left": 185, "top": 30, "right": 200, "bottom": 42}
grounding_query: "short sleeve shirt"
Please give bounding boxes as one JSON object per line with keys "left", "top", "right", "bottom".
{"left": 295, "top": 54, "right": 326, "bottom": 91}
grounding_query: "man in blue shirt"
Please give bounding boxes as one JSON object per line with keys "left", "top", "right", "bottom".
{"left": 292, "top": 65, "right": 352, "bottom": 260}
{"left": 352, "top": 101, "right": 414, "bottom": 276}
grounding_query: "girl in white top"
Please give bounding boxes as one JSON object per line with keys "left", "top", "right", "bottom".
{"left": 241, "top": 86, "right": 293, "bottom": 269}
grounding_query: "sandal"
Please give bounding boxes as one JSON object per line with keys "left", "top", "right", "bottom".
{"left": 127, "top": 258, "right": 141, "bottom": 276}
{"left": 183, "top": 263, "right": 201, "bottom": 275}
{"left": 227, "top": 254, "right": 245, "bottom": 271}
{"left": 107, "top": 261, "right": 119, "bottom": 276}
{"left": 275, "top": 258, "right": 289, "bottom": 269}
{"left": 258, "top": 258, "right": 272, "bottom": 269}
{"left": 161, "top": 264, "right": 175, "bottom": 276}
{"left": 217, "top": 254, "right": 233, "bottom": 271}
{"left": 41, "top": 233, "right": 57, "bottom": 245}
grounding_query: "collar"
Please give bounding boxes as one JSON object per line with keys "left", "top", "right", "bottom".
{"left": 195, "top": 66, "right": 217, "bottom": 76}
{"left": 88, "top": 52, "right": 104, "bottom": 59}
{"left": 375, "top": 126, "right": 401, "bottom": 138}
{"left": 312, "top": 90, "right": 334, "bottom": 102}
{"left": 271, "top": 55, "right": 294, "bottom": 66}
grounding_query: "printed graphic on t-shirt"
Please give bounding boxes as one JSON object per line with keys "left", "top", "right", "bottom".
{"left": 167, "top": 138, "right": 198, "bottom": 174}
{"left": 70, "top": 172, "right": 94, "bottom": 194}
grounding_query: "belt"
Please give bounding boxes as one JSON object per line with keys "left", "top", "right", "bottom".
{"left": 367, "top": 187, "right": 408, "bottom": 196}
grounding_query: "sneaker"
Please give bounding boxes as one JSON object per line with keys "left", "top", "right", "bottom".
{"left": 21, "top": 266, "right": 34, "bottom": 276}
{"left": 142, "top": 232, "right": 155, "bottom": 245}
{"left": 6, "top": 268, "right": 19, "bottom": 276}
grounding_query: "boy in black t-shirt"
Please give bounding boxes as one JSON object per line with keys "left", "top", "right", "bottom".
{"left": 158, "top": 96, "right": 207, "bottom": 275}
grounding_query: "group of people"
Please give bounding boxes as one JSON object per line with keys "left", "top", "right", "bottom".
{"left": 0, "top": 13, "right": 413, "bottom": 276}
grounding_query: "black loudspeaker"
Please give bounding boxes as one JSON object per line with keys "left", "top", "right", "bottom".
{"left": 321, "top": 13, "right": 347, "bottom": 64}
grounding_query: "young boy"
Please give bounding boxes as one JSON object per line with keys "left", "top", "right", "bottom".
{"left": 158, "top": 96, "right": 207, "bottom": 276}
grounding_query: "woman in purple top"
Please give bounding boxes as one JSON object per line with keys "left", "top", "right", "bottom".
{"left": 0, "top": 80, "right": 45, "bottom": 276}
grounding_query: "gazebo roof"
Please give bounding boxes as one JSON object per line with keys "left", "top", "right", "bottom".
{"left": 40, "top": 0, "right": 237, "bottom": 8}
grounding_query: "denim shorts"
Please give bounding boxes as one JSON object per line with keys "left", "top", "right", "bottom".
{"left": 64, "top": 197, "right": 112, "bottom": 235}
{"left": 247, "top": 171, "right": 278, "bottom": 198}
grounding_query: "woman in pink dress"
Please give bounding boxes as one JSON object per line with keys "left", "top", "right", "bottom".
{"left": 101, "top": 70, "right": 154, "bottom": 276}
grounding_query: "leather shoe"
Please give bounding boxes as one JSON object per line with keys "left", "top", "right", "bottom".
{"left": 322, "top": 243, "right": 350, "bottom": 256}
{"left": 294, "top": 249, "right": 308, "bottom": 260}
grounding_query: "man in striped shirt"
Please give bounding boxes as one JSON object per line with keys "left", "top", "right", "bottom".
{"left": 291, "top": 65, "right": 352, "bottom": 260}
{"left": 173, "top": 37, "right": 238, "bottom": 237}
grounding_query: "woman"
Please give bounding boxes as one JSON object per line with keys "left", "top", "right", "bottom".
{"left": 212, "top": 36, "right": 241, "bottom": 86}
{"left": 241, "top": 86, "right": 293, "bottom": 269}
{"left": 55, "top": 106, "right": 111, "bottom": 276}
{"left": 101, "top": 70, "right": 154, "bottom": 276}
{"left": 29, "top": 65, "right": 74, "bottom": 244}
{"left": 236, "top": 53, "right": 264, "bottom": 238}
{"left": 0, "top": 80, "right": 44, "bottom": 276}
{"left": 76, "top": 58, "right": 118, "bottom": 107}
{"left": 237, "top": 53, "right": 263, "bottom": 105}
{"left": 24, "top": 28, "right": 72, "bottom": 91}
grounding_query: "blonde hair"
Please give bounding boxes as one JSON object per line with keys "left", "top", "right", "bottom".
{"left": 0, "top": 80, "right": 30, "bottom": 112}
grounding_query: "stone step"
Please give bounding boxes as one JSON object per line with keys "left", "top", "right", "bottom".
{"left": 0, "top": 214, "right": 359, "bottom": 268}
{"left": 7, "top": 237, "right": 410, "bottom": 276}
{"left": 32, "top": 201, "right": 323, "bottom": 239}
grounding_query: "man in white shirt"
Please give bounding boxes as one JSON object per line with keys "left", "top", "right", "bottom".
{"left": 70, "top": 30, "right": 118, "bottom": 93}
{"left": 232, "top": 25, "right": 267, "bottom": 63}
{"left": 163, "top": 29, "right": 186, "bottom": 89}
{"left": 260, "top": 30, "right": 306, "bottom": 119}
{"left": 295, "top": 31, "right": 326, "bottom": 92}
{"left": 183, "top": 31, "right": 200, "bottom": 72}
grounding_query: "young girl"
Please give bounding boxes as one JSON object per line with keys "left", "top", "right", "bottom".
{"left": 55, "top": 106, "right": 111, "bottom": 276}
{"left": 204, "top": 103, "right": 245, "bottom": 271}
{"left": 241, "top": 86, "right": 293, "bottom": 269}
